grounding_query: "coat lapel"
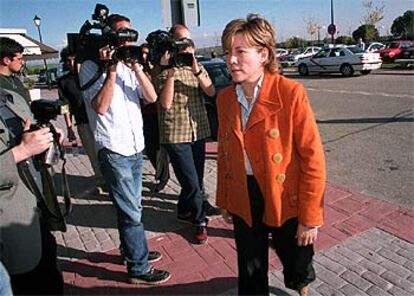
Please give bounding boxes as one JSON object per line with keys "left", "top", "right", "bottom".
{"left": 246, "top": 73, "right": 283, "bottom": 131}
{"left": 221, "top": 85, "right": 244, "bottom": 145}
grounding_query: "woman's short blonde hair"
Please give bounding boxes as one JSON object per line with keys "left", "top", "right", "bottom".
{"left": 222, "top": 14, "right": 279, "bottom": 73}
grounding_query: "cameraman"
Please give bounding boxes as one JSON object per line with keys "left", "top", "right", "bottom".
{"left": 0, "top": 37, "right": 63, "bottom": 294}
{"left": 57, "top": 47, "right": 107, "bottom": 194}
{"left": 78, "top": 14, "right": 170, "bottom": 285}
{"left": 155, "top": 24, "right": 216, "bottom": 244}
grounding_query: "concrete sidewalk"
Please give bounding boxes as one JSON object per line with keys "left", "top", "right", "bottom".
{"left": 40, "top": 89, "right": 414, "bottom": 295}
{"left": 51, "top": 142, "right": 413, "bottom": 296}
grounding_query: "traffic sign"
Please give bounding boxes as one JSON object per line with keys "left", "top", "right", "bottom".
{"left": 328, "top": 24, "right": 336, "bottom": 35}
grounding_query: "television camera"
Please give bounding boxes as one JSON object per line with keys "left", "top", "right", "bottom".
{"left": 67, "top": 3, "right": 139, "bottom": 64}
{"left": 145, "top": 29, "right": 195, "bottom": 68}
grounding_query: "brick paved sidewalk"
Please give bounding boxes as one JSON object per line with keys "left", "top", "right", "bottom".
{"left": 42, "top": 88, "right": 413, "bottom": 295}
{"left": 53, "top": 145, "right": 413, "bottom": 295}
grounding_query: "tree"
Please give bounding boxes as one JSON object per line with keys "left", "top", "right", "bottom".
{"left": 361, "top": 0, "right": 385, "bottom": 25}
{"left": 352, "top": 24, "right": 379, "bottom": 42}
{"left": 304, "top": 16, "right": 322, "bottom": 43}
{"left": 283, "top": 36, "right": 306, "bottom": 49}
{"left": 335, "top": 35, "right": 354, "bottom": 45}
{"left": 391, "top": 10, "right": 414, "bottom": 39}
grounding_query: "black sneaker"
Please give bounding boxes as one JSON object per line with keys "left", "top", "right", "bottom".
{"left": 203, "top": 200, "right": 221, "bottom": 216}
{"left": 195, "top": 225, "right": 208, "bottom": 244}
{"left": 120, "top": 247, "right": 162, "bottom": 264}
{"left": 128, "top": 267, "right": 171, "bottom": 285}
{"left": 148, "top": 251, "right": 162, "bottom": 263}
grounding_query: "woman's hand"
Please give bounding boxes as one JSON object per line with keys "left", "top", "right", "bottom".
{"left": 221, "top": 209, "right": 233, "bottom": 224}
{"left": 296, "top": 224, "right": 319, "bottom": 246}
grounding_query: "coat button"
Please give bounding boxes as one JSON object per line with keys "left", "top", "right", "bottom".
{"left": 268, "top": 128, "right": 280, "bottom": 138}
{"left": 276, "top": 173, "right": 286, "bottom": 184}
{"left": 291, "top": 195, "right": 298, "bottom": 201}
{"left": 272, "top": 153, "right": 283, "bottom": 164}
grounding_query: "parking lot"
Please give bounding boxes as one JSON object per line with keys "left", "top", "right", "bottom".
{"left": 284, "top": 68, "right": 413, "bottom": 208}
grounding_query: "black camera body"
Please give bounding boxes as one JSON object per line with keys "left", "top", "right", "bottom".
{"left": 30, "top": 100, "right": 69, "bottom": 125}
{"left": 68, "top": 3, "right": 139, "bottom": 64}
{"left": 145, "top": 30, "right": 194, "bottom": 68}
{"left": 30, "top": 100, "right": 69, "bottom": 166}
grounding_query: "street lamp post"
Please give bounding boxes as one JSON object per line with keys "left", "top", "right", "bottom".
{"left": 33, "top": 15, "right": 50, "bottom": 88}
{"left": 330, "top": 0, "right": 335, "bottom": 44}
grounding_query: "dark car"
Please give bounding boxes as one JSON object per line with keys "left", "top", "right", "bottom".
{"left": 200, "top": 60, "right": 232, "bottom": 141}
{"left": 37, "top": 68, "right": 58, "bottom": 86}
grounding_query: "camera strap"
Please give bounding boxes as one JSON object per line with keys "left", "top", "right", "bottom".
{"left": 80, "top": 61, "right": 105, "bottom": 91}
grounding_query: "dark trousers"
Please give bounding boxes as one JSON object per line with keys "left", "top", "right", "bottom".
{"left": 10, "top": 220, "right": 63, "bottom": 295}
{"left": 142, "top": 112, "right": 169, "bottom": 184}
{"left": 163, "top": 140, "right": 206, "bottom": 224}
{"left": 232, "top": 176, "right": 315, "bottom": 295}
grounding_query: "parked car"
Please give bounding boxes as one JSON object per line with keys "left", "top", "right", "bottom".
{"left": 297, "top": 45, "right": 382, "bottom": 77}
{"left": 366, "top": 42, "right": 385, "bottom": 52}
{"left": 395, "top": 45, "right": 414, "bottom": 66}
{"left": 280, "top": 46, "right": 321, "bottom": 66}
{"left": 399, "top": 45, "right": 414, "bottom": 59}
{"left": 200, "top": 60, "right": 233, "bottom": 140}
{"left": 375, "top": 40, "right": 414, "bottom": 63}
{"left": 37, "top": 68, "right": 58, "bottom": 86}
{"left": 275, "top": 48, "right": 289, "bottom": 58}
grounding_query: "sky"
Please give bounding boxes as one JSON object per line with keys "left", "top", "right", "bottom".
{"left": 0, "top": 0, "right": 412, "bottom": 51}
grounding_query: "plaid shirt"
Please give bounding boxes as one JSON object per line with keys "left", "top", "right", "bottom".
{"left": 155, "top": 65, "right": 210, "bottom": 144}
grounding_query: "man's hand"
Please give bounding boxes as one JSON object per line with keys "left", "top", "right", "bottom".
{"left": 221, "top": 209, "right": 233, "bottom": 224}
{"left": 128, "top": 62, "right": 144, "bottom": 74}
{"left": 99, "top": 45, "right": 115, "bottom": 61}
{"left": 160, "top": 51, "right": 171, "bottom": 66}
{"left": 12, "top": 118, "right": 54, "bottom": 163}
{"left": 296, "top": 224, "right": 319, "bottom": 246}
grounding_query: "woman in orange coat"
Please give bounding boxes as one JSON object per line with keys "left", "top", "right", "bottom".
{"left": 216, "top": 14, "right": 326, "bottom": 296}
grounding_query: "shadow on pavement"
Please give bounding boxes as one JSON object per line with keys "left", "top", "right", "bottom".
{"left": 63, "top": 276, "right": 237, "bottom": 295}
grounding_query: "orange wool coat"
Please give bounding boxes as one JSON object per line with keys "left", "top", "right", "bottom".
{"left": 216, "top": 72, "right": 326, "bottom": 227}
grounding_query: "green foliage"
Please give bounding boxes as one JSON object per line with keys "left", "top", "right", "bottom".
{"left": 335, "top": 35, "right": 354, "bottom": 45}
{"left": 391, "top": 10, "right": 414, "bottom": 39}
{"left": 352, "top": 24, "right": 379, "bottom": 42}
{"left": 282, "top": 37, "right": 307, "bottom": 49}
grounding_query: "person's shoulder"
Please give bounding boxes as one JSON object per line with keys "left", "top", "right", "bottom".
{"left": 216, "top": 84, "right": 235, "bottom": 105}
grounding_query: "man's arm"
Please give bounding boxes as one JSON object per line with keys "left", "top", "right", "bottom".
{"left": 57, "top": 83, "right": 76, "bottom": 141}
{"left": 130, "top": 63, "right": 157, "bottom": 103}
{"left": 90, "top": 64, "right": 117, "bottom": 115}
{"left": 158, "top": 68, "right": 175, "bottom": 109}
{"left": 192, "top": 59, "right": 215, "bottom": 97}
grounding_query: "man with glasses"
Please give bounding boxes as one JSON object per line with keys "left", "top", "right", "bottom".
{"left": 0, "top": 38, "right": 31, "bottom": 105}
{"left": 79, "top": 14, "right": 170, "bottom": 285}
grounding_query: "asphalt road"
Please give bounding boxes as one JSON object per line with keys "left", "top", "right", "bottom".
{"left": 284, "top": 68, "right": 414, "bottom": 209}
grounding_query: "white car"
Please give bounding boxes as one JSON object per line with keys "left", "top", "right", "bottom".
{"left": 366, "top": 42, "right": 385, "bottom": 52}
{"left": 282, "top": 46, "right": 321, "bottom": 66}
{"left": 297, "top": 45, "right": 382, "bottom": 77}
{"left": 348, "top": 42, "right": 385, "bottom": 52}
{"left": 275, "top": 48, "right": 288, "bottom": 58}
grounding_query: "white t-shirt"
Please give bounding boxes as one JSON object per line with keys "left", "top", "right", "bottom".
{"left": 79, "top": 60, "right": 145, "bottom": 156}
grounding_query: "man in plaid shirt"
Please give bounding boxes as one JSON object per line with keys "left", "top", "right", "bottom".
{"left": 155, "top": 24, "right": 215, "bottom": 244}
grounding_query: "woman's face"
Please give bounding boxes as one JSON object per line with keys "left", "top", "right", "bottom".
{"left": 226, "top": 33, "right": 267, "bottom": 84}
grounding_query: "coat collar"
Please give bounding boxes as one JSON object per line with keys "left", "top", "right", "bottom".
{"left": 223, "top": 72, "right": 283, "bottom": 133}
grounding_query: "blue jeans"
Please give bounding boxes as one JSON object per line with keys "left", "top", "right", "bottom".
{"left": 98, "top": 148, "right": 149, "bottom": 276}
{"left": 163, "top": 140, "right": 206, "bottom": 225}
{"left": 0, "top": 262, "right": 12, "bottom": 296}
